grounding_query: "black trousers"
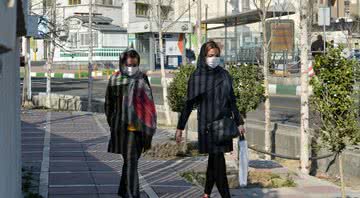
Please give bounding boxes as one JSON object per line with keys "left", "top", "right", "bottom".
{"left": 204, "top": 153, "right": 231, "bottom": 198}
{"left": 118, "top": 132, "right": 143, "bottom": 198}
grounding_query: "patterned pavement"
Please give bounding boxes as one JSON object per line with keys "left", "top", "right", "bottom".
{"left": 21, "top": 110, "right": 360, "bottom": 198}
{"left": 21, "top": 110, "right": 211, "bottom": 198}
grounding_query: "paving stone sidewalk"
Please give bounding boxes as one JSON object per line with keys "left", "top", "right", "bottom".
{"left": 21, "top": 110, "right": 360, "bottom": 198}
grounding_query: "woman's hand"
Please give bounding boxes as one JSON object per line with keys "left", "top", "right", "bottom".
{"left": 175, "top": 129, "right": 183, "bottom": 144}
{"left": 238, "top": 125, "right": 245, "bottom": 136}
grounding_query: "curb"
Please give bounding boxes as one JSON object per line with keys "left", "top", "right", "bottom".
{"left": 28, "top": 71, "right": 107, "bottom": 79}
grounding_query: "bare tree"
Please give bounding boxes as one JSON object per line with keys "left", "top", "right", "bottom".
{"left": 298, "top": 0, "right": 312, "bottom": 174}
{"left": 34, "top": 0, "right": 69, "bottom": 108}
{"left": 252, "top": 0, "right": 273, "bottom": 160}
{"left": 145, "top": 0, "right": 195, "bottom": 126}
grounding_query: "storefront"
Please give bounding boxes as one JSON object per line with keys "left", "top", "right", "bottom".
{"left": 128, "top": 20, "right": 192, "bottom": 71}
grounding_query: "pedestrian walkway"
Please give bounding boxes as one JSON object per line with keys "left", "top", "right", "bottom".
{"left": 21, "top": 110, "right": 360, "bottom": 198}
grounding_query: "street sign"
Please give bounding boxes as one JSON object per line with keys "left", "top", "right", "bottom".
{"left": 27, "top": 15, "right": 39, "bottom": 37}
{"left": 318, "top": 7, "right": 330, "bottom": 26}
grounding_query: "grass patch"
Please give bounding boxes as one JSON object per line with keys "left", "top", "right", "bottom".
{"left": 180, "top": 170, "right": 297, "bottom": 188}
{"left": 143, "top": 141, "right": 205, "bottom": 160}
{"left": 180, "top": 171, "right": 206, "bottom": 186}
{"left": 248, "top": 171, "right": 296, "bottom": 188}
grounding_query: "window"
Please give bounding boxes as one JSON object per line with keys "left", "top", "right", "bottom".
{"left": 103, "top": 33, "right": 127, "bottom": 47}
{"left": 95, "top": 0, "right": 113, "bottom": 5}
{"left": 136, "top": 3, "right": 149, "bottom": 17}
{"left": 68, "top": 0, "right": 81, "bottom": 5}
{"left": 68, "top": 33, "right": 77, "bottom": 48}
{"left": 44, "top": 0, "right": 55, "bottom": 7}
{"left": 161, "top": 5, "right": 173, "bottom": 19}
{"left": 79, "top": 32, "right": 98, "bottom": 47}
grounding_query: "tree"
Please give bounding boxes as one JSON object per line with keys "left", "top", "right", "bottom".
{"left": 145, "top": 0, "right": 195, "bottom": 125}
{"left": 298, "top": 0, "right": 312, "bottom": 174}
{"left": 310, "top": 47, "right": 360, "bottom": 198}
{"left": 31, "top": 0, "right": 73, "bottom": 108}
{"left": 252, "top": 0, "right": 273, "bottom": 160}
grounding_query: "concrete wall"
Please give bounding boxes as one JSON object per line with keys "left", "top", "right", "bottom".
{"left": 0, "top": 2, "right": 22, "bottom": 197}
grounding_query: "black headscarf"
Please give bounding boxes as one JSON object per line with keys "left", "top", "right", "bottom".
{"left": 186, "top": 42, "right": 226, "bottom": 101}
{"left": 119, "top": 49, "right": 143, "bottom": 79}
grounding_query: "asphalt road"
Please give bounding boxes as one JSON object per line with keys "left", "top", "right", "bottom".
{"left": 24, "top": 78, "right": 301, "bottom": 126}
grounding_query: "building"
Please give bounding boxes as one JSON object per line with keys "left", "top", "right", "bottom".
{"left": 54, "top": 14, "right": 128, "bottom": 66}
{"left": 124, "top": 0, "right": 192, "bottom": 70}
{"left": 30, "top": 0, "right": 125, "bottom": 62}
{"left": 316, "top": 0, "right": 360, "bottom": 20}
{"left": 0, "top": 0, "right": 27, "bottom": 197}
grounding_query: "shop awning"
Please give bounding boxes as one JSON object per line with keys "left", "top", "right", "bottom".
{"left": 202, "top": 9, "right": 295, "bottom": 30}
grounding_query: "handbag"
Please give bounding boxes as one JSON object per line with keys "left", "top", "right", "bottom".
{"left": 206, "top": 71, "right": 239, "bottom": 145}
{"left": 207, "top": 115, "right": 239, "bottom": 146}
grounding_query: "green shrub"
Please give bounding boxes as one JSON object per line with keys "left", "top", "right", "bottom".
{"left": 310, "top": 47, "right": 360, "bottom": 152}
{"left": 168, "top": 64, "right": 196, "bottom": 112}
{"left": 168, "top": 64, "right": 265, "bottom": 117}
{"left": 227, "top": 64, "right": 265, "bottom": 118}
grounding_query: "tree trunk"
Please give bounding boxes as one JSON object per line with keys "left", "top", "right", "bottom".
{"left": 260, "top": 0, "right": 271, "bottom": 160}
{"left": 46, "top": 40, "right": 55, "bottom": 108}
{"left": 183, "top": 122, "right": 188, "bottom": 153}
{"left": 159, "top": 31, "right": 172, "bottom": 125}
{"left": 339, "top": 152, "right": 346, "bottom": 198}
{"left": 299, "top": 0, "right": 310, "bottom": 174}
{"left": 22, "top": 37, "right": 29, "bottom": 106}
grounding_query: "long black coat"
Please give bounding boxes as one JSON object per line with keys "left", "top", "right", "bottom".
{"left": 177, "top": 68, "right": 244, "bottom": 154}
{"left": 177, "top": 44, "right": 244, "bottom": 154}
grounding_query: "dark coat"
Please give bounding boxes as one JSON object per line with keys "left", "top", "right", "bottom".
{"left": 105, "top": 71, "right": 155, "bottom": 154}
{"left": 177, "top": 43, "right": 244, "bottom": 154}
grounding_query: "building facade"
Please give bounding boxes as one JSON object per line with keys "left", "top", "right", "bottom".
{"left": 30, "top": 0, "right": 125, "bottom": 63}
{"left": 124, "top": 0, "right": 192, "bottom": 70}
{"left": 54, "top": 15, "right": 128, "bottom": 66}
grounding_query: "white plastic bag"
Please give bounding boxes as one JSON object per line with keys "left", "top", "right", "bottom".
{"left": 238, "top": 138, "right": 249, "bottom": 187}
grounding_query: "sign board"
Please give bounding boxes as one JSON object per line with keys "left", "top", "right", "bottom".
{"left": 165, "top": 34, "right": 183, "bottom": 56}
{"left": 266, "top": 19, "right": 295, "bottom": 53}
{"left": 318, "top": 7, "right": 330, "bottom": 26}
{"left": 26, "top": 15, "right": 39, "bottom": 37}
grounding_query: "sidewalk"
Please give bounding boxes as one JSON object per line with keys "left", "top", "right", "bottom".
{"left": 21, "top": 110, "right": 360, "bottom": 198}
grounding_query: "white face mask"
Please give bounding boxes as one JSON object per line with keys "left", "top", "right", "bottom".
{"left": 206, "top": 57, "right": 221, "bottom": 68}
{"left": 124, "top": 65, "right": 139, "bottom": 76}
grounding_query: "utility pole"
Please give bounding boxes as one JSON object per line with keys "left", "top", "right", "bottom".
{"left": 197, "top": 0, "right": 202, "bottom": 55}
{"left": 87, "top": 0, "right": 93, "bottom": 112}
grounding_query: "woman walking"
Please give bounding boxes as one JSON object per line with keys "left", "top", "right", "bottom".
{"left": 175, "top": 41, "right": 245, "bottom": 198}
{"left": 105, "top": 49, "right": 157, "bottom": 198}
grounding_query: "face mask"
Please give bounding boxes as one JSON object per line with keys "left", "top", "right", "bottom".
{"left": 123, "top": 65, "right": 139, "bottom": 76}
{"left": 206, "top": 57, "right": 221, "bottom": 68}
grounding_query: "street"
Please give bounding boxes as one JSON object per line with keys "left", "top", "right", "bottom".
{"left": 23, "top": 77, "right": 301, "bottom": 126}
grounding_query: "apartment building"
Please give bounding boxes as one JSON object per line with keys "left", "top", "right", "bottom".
{"left": 29, "top": 0, "right": 125, "bottom": 62}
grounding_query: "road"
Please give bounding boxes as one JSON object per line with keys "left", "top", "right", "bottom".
{"left": 24, "top": 78, "right": 301, "bottom": 126}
